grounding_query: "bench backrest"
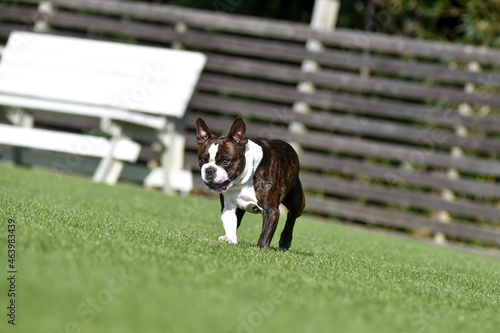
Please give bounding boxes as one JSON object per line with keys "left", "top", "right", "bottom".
{"left": 0, "top": 31, "right": 206, "bottom": 117}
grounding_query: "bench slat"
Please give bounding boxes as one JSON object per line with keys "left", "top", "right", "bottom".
{"left": 0, "top": 124, "right": 140, "bottom": 162}
{"left": 0, "top": 93, "right": 166, "bottom": 129}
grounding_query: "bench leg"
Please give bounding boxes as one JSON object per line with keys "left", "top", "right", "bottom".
{"left": 159, "top": 117, "right": 189, "bottom": 194}
{"left": 104, "top": 160, "right": 124, "bottom": 185}
{"left": 93, "top": 136, "right": 124, "bottom": 185}
{"left": 159, "top": 123, "right": 175, "bottom": 194}
{"left": 3, "top": 108, "right": 34, "bottom": 166}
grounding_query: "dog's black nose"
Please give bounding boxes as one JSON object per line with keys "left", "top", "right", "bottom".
{"left": 205, "top": 167, "right": 216, "bottom": 180}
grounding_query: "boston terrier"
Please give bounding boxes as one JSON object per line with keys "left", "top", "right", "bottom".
{"left": 196, "top": 117, "right": 305, "bottom": 250}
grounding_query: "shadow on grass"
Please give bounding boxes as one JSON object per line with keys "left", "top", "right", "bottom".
{"left": 183, "top": 234, "right": 315, "bottom": 257}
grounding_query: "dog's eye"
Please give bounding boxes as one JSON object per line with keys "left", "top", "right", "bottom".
{"left": 221, "top": 159, "right": 230, "bottom": 166}
{"left": 199, "top": 158, "right": 207, "bottom": 164}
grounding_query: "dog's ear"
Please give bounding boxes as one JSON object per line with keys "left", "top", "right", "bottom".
{"left": 229, "top": 118, "right": 248, "bottom": 145}
{"left": 196, "top": 118, "right": 212, "bottom": 145}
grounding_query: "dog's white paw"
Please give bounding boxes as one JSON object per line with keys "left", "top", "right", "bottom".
{"left": 218, "top": 236, "right": 237, "bottom": 244}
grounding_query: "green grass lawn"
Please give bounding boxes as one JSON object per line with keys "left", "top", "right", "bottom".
{"left": 1, "top": 164, "right": 499, "bottom": 333}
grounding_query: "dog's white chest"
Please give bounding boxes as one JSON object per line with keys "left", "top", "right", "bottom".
{"left": 222, "top": 139, "right": 263, "bottom": 213}
{"left": 225, "top": 184, "right": 262, "bottom": 213}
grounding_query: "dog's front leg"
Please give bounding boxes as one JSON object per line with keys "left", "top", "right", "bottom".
{"left": 219, "top": 202, "right": 238, "bottom": 244}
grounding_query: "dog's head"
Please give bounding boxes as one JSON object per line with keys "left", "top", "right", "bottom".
{"left": 196, "top": 118, "right": 248, "bottom": 193}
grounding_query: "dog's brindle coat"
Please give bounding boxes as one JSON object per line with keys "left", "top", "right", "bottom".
{"left": 196, "top": 118, "right": 305, "bottom": 250}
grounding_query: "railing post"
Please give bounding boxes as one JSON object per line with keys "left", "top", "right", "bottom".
{"left": 34, "top": 1, "right": 55, "bottom": 32}
{"left": 433, "top": 61, "right": 482, "bottom": 244}
{"left": 290, "top": 0, "right": 340, "bottom": 152}
{"left": 172, "top": 22, "right": 188, "bottom": 50}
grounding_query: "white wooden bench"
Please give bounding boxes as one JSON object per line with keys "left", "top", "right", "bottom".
{"left": 0, "top": 31, "right": 206, "bottom": 192}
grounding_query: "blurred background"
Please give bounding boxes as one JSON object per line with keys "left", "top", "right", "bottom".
{"left": 0, "top": 0, "right": 499, "bottom": 249}
{"left": 149, "top": 0, "right": 500, "bottom": 46}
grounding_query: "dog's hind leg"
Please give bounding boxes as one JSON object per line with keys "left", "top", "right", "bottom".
{"left": 279, "top": 178, "right": 305, "bottom": 251}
